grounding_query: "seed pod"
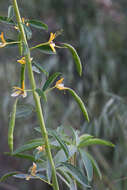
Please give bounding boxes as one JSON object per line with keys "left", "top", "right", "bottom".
{"left": 8, "top": 98, "right": 18, "bottom": 153}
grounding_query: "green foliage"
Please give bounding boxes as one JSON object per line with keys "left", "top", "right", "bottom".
{"left": 28, "top": 19, "right": 48, "bottom": 30}
{"left": 0, "top": 1, "right": 115, "bottom": 190}
{"left": 42, "top": 72, "right": 61, "bottom": 91}
{"left": 0, "top": 16, "right": 14, "bottom": 24}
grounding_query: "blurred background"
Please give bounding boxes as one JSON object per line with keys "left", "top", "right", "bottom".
{"left": 0, "top": 0, "right": 127, "bottom": 189}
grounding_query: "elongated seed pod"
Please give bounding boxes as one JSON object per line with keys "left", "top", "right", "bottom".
{"left": 68, "top": 88, "right": 89, "bottom": 122}
{"left": 8, "top": 98, "right": 18, "bottom": 153}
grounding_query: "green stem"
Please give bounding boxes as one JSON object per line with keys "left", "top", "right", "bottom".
{"left": 13, "top": 1, "right": 59, "bottom": 190}
{"left": 30, "top": 42, "right": 49, "bottom": 51}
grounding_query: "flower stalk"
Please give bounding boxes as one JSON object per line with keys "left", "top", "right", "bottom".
{"left": 12, "top": 0, "right": 59, "bottom": 190}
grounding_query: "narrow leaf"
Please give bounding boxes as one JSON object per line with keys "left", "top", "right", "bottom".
{"left": 70, "top": 180, "right": 78, "bottom": 190}
{"left": 80, "top": 150, "right": 93, "bottom": 182}
{"left": 42, "top": 72, "right": 61, "bottom": 91}
{"left": 28, "top": 19, "right": 48, "bottom": 30}
{"left": 51, "top": 131, "right": 69, "bottom": 158}
{"left": 54, "top": 145, "right": 77, "bottom": 165}
{"left": 12, "top": 141, "right": 44, "bottom": 155}
{"left": 67, "top": 88, "right": 89, "bottom": 122}
{"left": 78, "top": 138, "right": 114, "bottom": 148}
{"left": 8, "top": 98, "right": 18, "bottom": 153}
{"left": 56, "top": 171, "right": 70, "bottom": 188}
{"left": 62, "top": 43, "right": 82, "bottom": 76}
{"left": 60, "top": 162, "right": 90, "bottom": 188}
{"left": 0, "top": 172, "right": 19, "bottom": 182}
{"left": 0, "top": 16, "right": 14, "bottom": 24}
{"left": 8, "top": 5, "right": 14, "bottom": 20}
{"left": 85, "top": 152, "right": 102, "bottom": 179}
{"left": 14, "top": 173, "right": 47, "bottom": 182}
{"left": 36, "top": 88, "right": 47, "bottom": 102}
{"left": 23, "top": 24, "right": 32, "bottom": 40}
{"left": 32, "top": 61, "right": 49, "bottom": 76}
{"left": 12, "top": 153, "right": 36, "bottom": 162}
{"left": 46, "top": 160, "right": 52, "bottom": 183}
{"left": 16, "top": 104, "right": 34, "bottom": 118}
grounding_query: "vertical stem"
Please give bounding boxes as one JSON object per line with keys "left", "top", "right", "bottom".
{"left": 12, "top": 1, "right": 59, "bottom": 190}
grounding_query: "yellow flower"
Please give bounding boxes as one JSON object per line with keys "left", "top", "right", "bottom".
{"left": 0, "top": 32, "right": 7, "bottom": 48}
{"left": 14, "top": 17, "right": 29, "bottom": 30}
{"left": 17, "top": 57, "right": 26, "bottom": 65}
{"left": 48, "top": 32, "right": 56, "bottom": 53}
{"left": 22, "top": 17, "right": 29, "bottom": 26}
{"left": 30, "top": 162, "right": 37, "bottom": 176}
{"left": 36, "top": 145, "right": 45, "bottom": 153}
{"left": 55, "top": 78, "right": 68, "bottom": 90}
{"left": 26, "top": 162, "right": 37, "bottom": 180}
{"left": 11, "top": 81, "right": 27, "bottom": 98}
{"left": 17, "top": 57, "right": 33, "bottom": 65}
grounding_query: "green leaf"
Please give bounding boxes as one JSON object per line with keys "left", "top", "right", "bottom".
{"left": 13, "top": 173, "right": 28, "bottom": 179}
{"left": 8, "top": 5, "right": 14, "bottom": 20}
{"left": 67, "top": 88, "right": 89, "bottom": 122}
{"left": 56, "top": 169, "right": 71, "bottom": 188}
{"left": 46, "top": 160, "right": 52, "bottom": 183}
{"left": 12, "top": 153, "right": 36, "bottom": 162}
{"left": 78, "top": 138, "right": 115, "bottom": 148}
{"left": 16, "top": 104, "right": 34, "bottom": 118}
{"left": 37, "top": 44, "right": 56, "bottom": 54}
{"left": 62, "top": 43, "right": 82, "bottom": 76}
{"left": 42, "top": 72, "right": 61, "bottom": 91}
{"left": 8, "top": 98, "right": 18, "bottom": 153}
{"left": 32, "top": 61, "right": 49, "bottom": 76}
{"left": 0, "top": 16, "right": 14, "bottom": 24}
{"left": 70, "top": 127, "right": 80, "bottom": 146}
{"left": 85, "top": 152, "right": 102, "bottom": 180}
{"left": 80, "top": 150, "right": 93, "bottom": 182}
{"left": 23, "top": 24, "right": 32, "bottom": 40}
{"left": 60, "top": 162, "right": 90, "bottom": 188}
{"left": 14, "top": 173, "right": 47, "bottom": 182}
{"left": 54, "top": 145, "right": 77, "bottom": 165}
{"left": 51, "top": 131, "right": 70, "bottom": 158}
{"left": 36, "top": 88, "right": 47, "bottom": 102}
{"left": 12, "top": 141, "right": 44, "bottom": 155}
{"left": 28, "top": 19, "right": 48, "bottom": 30}
{"left": 0, "top": 171, "right": 19, "bottom": 182}
{"left": 70, "top": 180, "right": 78, "bottom": 190}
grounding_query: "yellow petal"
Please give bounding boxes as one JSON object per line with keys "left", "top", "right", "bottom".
{"left": 55, "top": 78, "right": 64, "bottom": 85}
{"left": 17, "top": 57, "right": 26, "bottom": 65}
{"left": 0, "top": 32, "right": 6, "bottom": 44}
{"left": 31, "top": 162, "right": 37, "bottom": 176}
{"left": 22, "top": 17, "right": 25, "bottom": 24}
{"left": 12, "top": 86, "right": 23, "bottom": 91}
{"left": 48, "top": 32, "right": 56, "bottom": 43}
{"left": 11, "top": 90, "right": 21, "bottom": 97}
{"left": 50, "top": 43, "right": 56, "bottom": 53}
